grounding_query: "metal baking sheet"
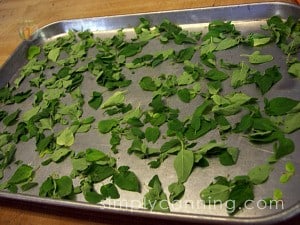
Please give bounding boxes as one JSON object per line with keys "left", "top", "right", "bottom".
{"left": 0, "top": 2, "right": 300, "bottom": 224}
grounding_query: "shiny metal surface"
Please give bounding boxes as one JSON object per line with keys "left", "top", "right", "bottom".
{"left": 0, "top": 2, "right": 299, "bottom": 224}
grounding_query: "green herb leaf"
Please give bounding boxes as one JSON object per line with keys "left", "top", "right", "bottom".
{"left": 231, "top": 62, "right": 250, "bottom": 88}
{"left": 100, "top": 183, "right": 120, "bottom": 199}
{"left": 174, "top": 149, "right": 194, "bottom": 183}
{"left": 288, "top": 62, "right": 300, "bottom": 77}
{"left": 88, "top": 91, "right": 103, "bottom": 110}
{"left": 8, "top": 164, "right": 33, "bottom": 185}
{"left": 216, "top": 38, "right": 239, "bottom": 51}
{"left": 227, "top": 179, "right": 254, "bottom": 215}
{"left": 98, "top": 119, "right": 119, "bottom": 134}
{"left": 265, "top": 97, "right": 299, "bottom": 116}
{"left": 3, "top": 109, "right": 21, "bottom": 126}
{"left": 280, "top": 162, "right": 295, "bottom": 183}
{"left": 101, "top": 91, "right": 126, "bottom": 109}
{"left": 200, "top": 184, "right": 230, "bottom": 204}
{"left": 51, "top": 148, "right": 72, "bottom": 162}
{"left": 205, "top": 69, "right": 228, "bottom": 81}
{"left": 55, "top": 176, "right": 73, "bottom": 197}
{"left": 113, "top": 166, "right": 140, "bottom": 192}
{"left": 274, "top": 136, "right": 294, "bottom": 159}
{"left": 86, "top": 148, "right": 107, "bottom": 162}
{"left": 168, "top": 182, "right": 185, "bottom": 202}
{"left": 145, "top": 126, "right": 160, "bottom": 143}
{"left": 139, "top": 76, "right": 158, "bottom": 91}
{"left": 27, "top": 45, "right": 41, "bottom": 60}
{"left": 241, "top": 51, "right": 273, "bottom": 64}
{"left": 48, "top": 47, "right": 60, "bottom": 62}
{"left": 254, "top": 66, "right": 282, "bottom": 94}
{"left": 56, "top": 128, "right": 74, "bottom": 147}
{"left": 144, "top": 175, "right": 170, "bottom": 212}
{"left": 248, "top": 164, "right": 272, "bottom": 185}
{"left": 283, "top": 112, "right": 300, "bottom": 133}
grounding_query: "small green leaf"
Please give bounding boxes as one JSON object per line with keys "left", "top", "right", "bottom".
{"left": 242, "top": 51, "right": 273, "bottom": 64}
{"left": 145, "top": 126, "right": 160, "bottom": 143}
{"left": 273, "top": 188, "right": 283, "bottom": 200}
{"left": 86, "top": 148, "right": 107, "bottom": 162}
{"left": 248, "top": 164, "right": 272, "bottom": 185}
{"left": 21, "top": 182, "right": 38, "bottom": 192}
{"left": 3, "top": 109, "right": 21, "bottom": 126}
{"left": 56, "top": 128, "right": 74, "bottom": 147}
{"left": 48, "top": 47, "right": 60, "bottom": 62}
{"left": 27, "top": 45, "right": 41, "bottom": 60}
{"left": 8, "top": 164, "right": 33, "bottom": 185}
{"left": 274, "top": 136, "right": 294, "bottom": 159}
{"left": 101, "top": 91, "right": 126, "bottom": 109}
{"left": 51, "top": 148, "right": 71, "bottom": 162}
{"left": 283, "top": 112, "right": 300, "bottom": 133}
{"left": 227, "top": 181, "right": 254, "bottom": 215}
{"left": 168, "top": 182, "right": 185, "bottom": 202}
{"left": 100, "top": 183, "right": 120, "bottom": 199}
{"left": 98, "top": 119, "right": 119, "bottom": 134}
{"left": 144, "top": 175, "right": 170, "bottom": 212}
{"left": 200, "top": 184, "right": 230, "bottom": 204}
{"left": 84, "top": 191, "right": 104, "bottom": 204}
{"left": 55, "top": 176, "right": 73, "bottom": 197}
{"left": 139, "top": 76, "right": 158, "bottom": 91}
{"left": 205, "top": 69, "right": 228, "bottom": 81}
{"left": 216, "top": 38, "right": 239, "bottom": 51}
{"left": 113, "top": 166, "right": 140, "bottom": 192}
{"left": 288, "top": 62, "right": 300, "bottom": 77}
{"left": 174, "top": 149, "right": 194, "bottom": 183}
{"left": 88, "top": 91, "right": 103, "bottom": 110}
{"left": 265, "top": 97, "right": 299, "bottom": 116}
{"left": 177, "top": 88, "right": 192, "bottom": 103}
{"left": 89, "top": 165, "right": 115, "bottom": 182}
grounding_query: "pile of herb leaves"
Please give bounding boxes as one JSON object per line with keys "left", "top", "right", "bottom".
{"left": 0, "top": 15, "right": 299, "bottom": 216}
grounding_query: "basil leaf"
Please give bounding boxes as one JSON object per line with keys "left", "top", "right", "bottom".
{"left": 216, "top": 38, "right": 239, "bottom": 51}
{"left": 101, "top": 91, "right": 126, "bottom": 109}
{"left": 56, "top": 128, "right": 74, "bottom": 147}
{"left": 174, "top": 149, "right": 194, "bottom": 183}
{"left": 200, "top": 184, "right": 230, "bottom": 204}
{"left": 145, "top": 126, "right": 160, "bottom": 143}
{"left": 283, "top": 112, "right": 300, "bottom": 133}
{"left": 248, "top": 164, "right": 272, "bottom": 184}
{"left": 139, "top": 76, "right": 158, "bottom": 91}
{"left": 3, "top": 109, "right": 21, "bottom": 126}
{"left": 265, "top": 97, "right": 299, "bottom": 116}
{"left": 168, "top": 182, "right": 185, "bottom": 202}
{"left": 89, "top": 165, "right": 115, "bottom": 182}
{"left": 55, "top": 176, "right": 73, "bottom": 197}
{"left": 48, "top": 47, "right": 60, "bottom": 62}
{"left": 100, "top": 183, "right": 120, "bottom": 199}
{"left": 113, "top": 166, "right": 140, "bottom": 192}
{"left": 205, "top": 69, "right": 228, "bottom": 81}
{"left": 219, "top": 147, "right": 239, "bottom": 166}
{"left": 144, "top": 175, "right": 170, "bottom": 212}
{"left": 177, "top": 88, "right": 192, "bottom": 103}
{"left": 254, "top": 66, "right": 282, "bottom": 94}
{"left": 88, "top": 91, "right": 103, "bottom": 110}
{"left": 288, "top": 62, "right": 300, "bottom": 77}
{"left": 51, "top": 148, "right": 72, "bottom": 162}
{"left": 241, "top": 51, "right": 273, "bottom": 64}
{"left": 27, "top": 45, "right": 41, "bottom": 60}
{"left": 13, "top": 90, "right": 32, "bottom": 103}
{"left": 8, "top": 164, "right": 33, "bottom": 184}
{"left": 227, "top": 180, "right": 254, "bottom": 215}
{"left": 175, "top": 47, "right": 195, "bottom": 63}
{"left": 86, "top": 148, "right": 107, "bottom": 162}
{"left": 274, "top": 136, "right": 294, "bottom": 159}
{"left": 98, "top": 119, "right": 119, "bottom": 134}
